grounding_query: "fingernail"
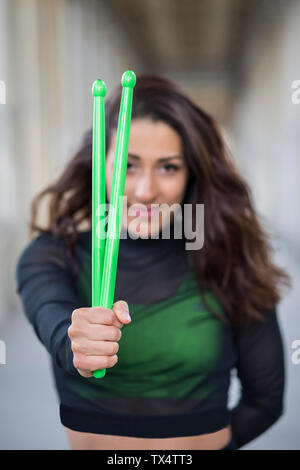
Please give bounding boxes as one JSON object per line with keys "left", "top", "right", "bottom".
{"left": 122, "top": 310, "right": 131, "bottom": 321}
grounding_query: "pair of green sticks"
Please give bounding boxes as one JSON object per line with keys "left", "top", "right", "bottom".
{"left": 91, "top": 71, "right": 136, "bottom": 379}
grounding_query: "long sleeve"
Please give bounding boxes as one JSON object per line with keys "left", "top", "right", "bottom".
{"left": 15, "top": 233, "right": 83, "bottom": 376}
{"left": 230, "top": 306, "right": 285, "bottom": 448}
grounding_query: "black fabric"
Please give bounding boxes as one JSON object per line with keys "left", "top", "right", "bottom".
{"left": 15, "top": 234, "right": 83, "bottom": 376}
{"left": 230, "top": 309, "right": 285, "bottom": 448}
{"left": 59, "top": 404, "right": 230, "bottom": 438}
{"left": 15, "top": 230, "right": 285, "bottom": 447}
{"left": 115, "top": 228, "right": 191, "bottom": 305}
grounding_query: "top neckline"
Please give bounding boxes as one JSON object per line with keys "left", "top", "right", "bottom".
{"left": 78, "top": 227, "right": 189, "bottom": 269}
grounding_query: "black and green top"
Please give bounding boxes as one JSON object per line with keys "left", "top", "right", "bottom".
{"left": 16, "top": 229, "right": 285, "bottom": 448}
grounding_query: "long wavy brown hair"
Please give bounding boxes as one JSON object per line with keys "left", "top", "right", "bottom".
{"left": 29, "top": 74, "right": 291, "bottom": 327}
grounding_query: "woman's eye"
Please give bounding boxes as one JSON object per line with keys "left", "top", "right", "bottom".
{"left": 126, "top": 162, "right": 134, "bottom": 171}
{"left": 162, "top": 164, "right": 180, "bottom": 172}
{"left": 126, "top": 162, "right": 180, "bottom": 173}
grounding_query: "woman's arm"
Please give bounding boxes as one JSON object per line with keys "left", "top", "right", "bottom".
{"left": 230, "top": 306, "right": 285, "bottom": 448}
{"left": 15, "top": 233, "right": 83, "bottom": 376}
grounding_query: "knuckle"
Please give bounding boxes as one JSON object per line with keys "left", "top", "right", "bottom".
{"left": 71, "top": 341, "right": 81, "bottom": 353}
{"left": 67, "top": 324, "right": 73, "bottom": 338}
{"left": 73, "top": 354, "right": 84, "bottom": 370}
{"left": 71, "top": 308, "right": 80, "bottom": 321}
{"left": 71, "top": 309, "right": 77, "bottom": 320}
{"left": 73, "top": 307, "right": 89, "bottom": 323}
{"left": 68, "top": 325, "right": 80, "bottom": 338}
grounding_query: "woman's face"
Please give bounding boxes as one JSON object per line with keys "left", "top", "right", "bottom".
{"left": 105, "top": 118, "right": 189, "bottom": 238}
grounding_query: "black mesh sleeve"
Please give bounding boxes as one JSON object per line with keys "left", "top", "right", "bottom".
{"left": 230, "top": 306, "right": 285, "bottom": 448}
{"left": 15, "top": 233, "right": 84, "bottom": 376}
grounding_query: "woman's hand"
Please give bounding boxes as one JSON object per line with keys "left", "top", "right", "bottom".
{"left": 67, "top": 300, "right": 131, "bottom": 378}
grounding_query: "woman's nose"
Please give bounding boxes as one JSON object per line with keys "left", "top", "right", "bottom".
{"left": 134, "top": 173, "right": 157, "bottom": 202}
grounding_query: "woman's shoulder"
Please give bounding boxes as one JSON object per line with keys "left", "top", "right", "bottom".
{"left": 18, "top": 231, "right": 65, "bottom": 257}
{"left": 19, "top": 230, "right": 90, "bottom": 254}
{"left": 16, "top": 232, "right": 72, "bottom": 276}
{"left": 16, "top": 230, "right": 91, "bottom": 275}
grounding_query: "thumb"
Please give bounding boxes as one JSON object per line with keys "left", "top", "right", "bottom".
{"left": 112, "top": 300, "right": 131, "bottom": 325}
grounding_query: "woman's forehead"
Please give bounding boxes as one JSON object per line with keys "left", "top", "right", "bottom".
{"left": 129, "top": 120, "right": 182, "bottom": 152}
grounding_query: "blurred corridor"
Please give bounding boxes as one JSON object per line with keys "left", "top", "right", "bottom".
{"left": 0, "top": 0, "right": 299, "bottom": 449}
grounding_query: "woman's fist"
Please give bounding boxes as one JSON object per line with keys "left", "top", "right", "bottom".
{"left": 68, "top": 300, "right": 131, "bottom": 378}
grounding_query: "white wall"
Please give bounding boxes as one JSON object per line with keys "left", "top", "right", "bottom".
{"left": 0, "top": 0, "right": 145, "bottom": 323}
{"left": 231, "top": 1, "right": 300, "bottom": 247}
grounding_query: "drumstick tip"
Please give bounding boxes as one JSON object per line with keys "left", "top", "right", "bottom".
{"left": 121, "top": 70, "right": 136, "bottom": 89}
{"left": 92, "top": 79, "right": 107, "bottom": 97}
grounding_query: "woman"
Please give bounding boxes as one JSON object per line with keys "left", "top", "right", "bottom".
{"left": 16, "top": 74, "right": 291, "bottom": 450}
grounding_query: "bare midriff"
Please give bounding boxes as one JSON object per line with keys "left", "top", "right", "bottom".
{"left": 64, "top": 425, "right": 232, "bottom": 450}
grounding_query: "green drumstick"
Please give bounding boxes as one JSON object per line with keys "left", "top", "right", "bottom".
{"left": 92, "top": 79, "right": 106, "bottom": 312}
{"left": 92, "top": 71, "right": 136, "bottom": 379}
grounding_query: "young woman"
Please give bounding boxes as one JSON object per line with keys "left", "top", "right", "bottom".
{"left": 16, "top": 74, "right": 291, "bottom": 450}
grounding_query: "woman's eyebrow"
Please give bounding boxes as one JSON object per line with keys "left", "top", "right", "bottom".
{"left": 128, "top": 153, "right": 183, "bottom": 162}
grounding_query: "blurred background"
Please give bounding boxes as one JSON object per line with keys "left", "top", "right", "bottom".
{"left": 0, "top": 0, "right": 299, "bottom": 449}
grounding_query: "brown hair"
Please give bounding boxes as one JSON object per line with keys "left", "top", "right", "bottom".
{"left": 30, "top": 74, "right": 291, "bottom": 327}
